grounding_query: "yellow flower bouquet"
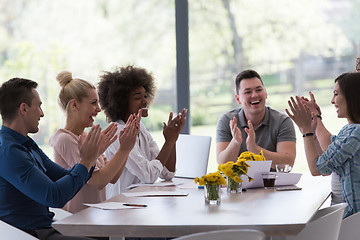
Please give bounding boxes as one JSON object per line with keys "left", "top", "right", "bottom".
{"left": 218, "top": 151, "right": 265, "bottom": 193}
{"left": 238, "top": 150, "right": 266, "bottom": 161}
{"left": 195, "top": 172, "right": 226, "bottom": 205}
{"left": 218, "top": 159, "right": 253, "bottom": 193}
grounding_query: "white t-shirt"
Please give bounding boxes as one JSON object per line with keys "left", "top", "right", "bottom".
{"left": 105, "top": 120, "right": 174, "bottom": 199}
{"left": 331, "top": 172, "right": 344, "bottom": 205}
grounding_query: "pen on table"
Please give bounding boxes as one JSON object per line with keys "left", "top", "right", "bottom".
{"left": 123, "top": 203, "right": 147, "bottom": 207}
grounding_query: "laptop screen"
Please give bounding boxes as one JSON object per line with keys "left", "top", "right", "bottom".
{"left": 175, "top": 134, "right": 211, "bottom": 179}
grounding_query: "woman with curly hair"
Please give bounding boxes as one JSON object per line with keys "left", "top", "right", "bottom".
{"left": 49, "top": 71, "right": 140, "bottom": 213}
{"left": 98, "top": 65, "right": 187, "bottom": 198}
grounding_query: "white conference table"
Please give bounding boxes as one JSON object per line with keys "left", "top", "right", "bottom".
{"left": 52, "top": 173, "right": 331, "bottom": 238}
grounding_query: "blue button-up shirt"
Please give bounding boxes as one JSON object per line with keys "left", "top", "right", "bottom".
{"left": 317, "top": 124, "right": 360, "bottom": 218}
{"left": 0, "top": 126, "right": 93, "bottom": 231}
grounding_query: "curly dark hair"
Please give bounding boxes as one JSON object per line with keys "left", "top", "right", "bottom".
{"left": 98, "top": 65, "right": 156, "bottom": 122}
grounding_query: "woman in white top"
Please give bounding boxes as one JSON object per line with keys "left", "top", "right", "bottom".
{"left": 49, "top": 71, "right": 140, "bottom": 213}
{"left": 98, "top": 65, "right": 187, "bottom": 197}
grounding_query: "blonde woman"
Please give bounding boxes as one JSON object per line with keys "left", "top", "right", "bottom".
{"left": 49, "top": 71, "right": 140, "bottom": 213}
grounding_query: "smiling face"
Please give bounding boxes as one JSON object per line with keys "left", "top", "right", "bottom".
{"left": 235, "top": 77, "right": 267, "bottom": 116}
{"left": 24, "top": 89, "right": 44, "bottom": 134}
{"left": 331, "top": 81, "right": 348, "bottom": 120}
{"left": 127, "top": 86, "right": 149, "bottom": 118}
{"left": 75, "top": 88, "right": 101, "bottom": 128}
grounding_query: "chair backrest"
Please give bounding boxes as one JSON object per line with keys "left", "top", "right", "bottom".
{"left": 0, "top": 220, "right": 38, "bottom": 239}
{"left": 338, "top": 210, "right": 360, "bottom": 240}
{"left": 283, "top": 202, "right": 347, "bottom": 240}
{"left": 175, "top": 134, "right": 211, "bottom": 178}
{"left": 173, "top": 229, "right": 266, "bottom": 240}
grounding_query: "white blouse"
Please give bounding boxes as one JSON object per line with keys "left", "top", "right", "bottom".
{"left": 105, "top": 120, "right": 174, "bottom": 199}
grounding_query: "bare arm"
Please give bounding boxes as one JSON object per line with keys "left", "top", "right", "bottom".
{"left": 286, "top": 96, "right": 320, "bottom": 176}
{"left": 157, "top": 109, "right": 187, "bottom": 168}
{"left": 88, "top": 150, "right": 130, "bottom": 190}
{"left": 164, "top": 145, "right": 176, "bottom": 172}
{"left": 303, "top": 134, "right": 321, "bottom": 176}
{"left": 216, "top": 141, "right": 241, "bottom": 164}
{"left": 301, "top": 91, "right": 332, "bottom": 151}
{"left": 245, "top": 120, "right": 296, "bottom": 168}
{"left": 87, "top": 113, "right": 140, "bottom": 190}
{"left": 98, "top": 123, "right": 118, "bottom": 155}
{"left": 315, "top": 120, "right": 332, "bottom": 151}
{"left": 216, "top": 117, "right": 242, "bottom": 164}
{"left": 249, "top": 141, "right": 296, "bottom": 168}
{"left": 79, "top": 125, "right": 101, "bottom": 171}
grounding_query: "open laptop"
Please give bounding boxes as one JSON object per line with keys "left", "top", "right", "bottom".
{"left": 175, "top": 134, "right": 212, "bottom": 179}
{"left": 241, "top": 160, "right": 272, "bottom": 189}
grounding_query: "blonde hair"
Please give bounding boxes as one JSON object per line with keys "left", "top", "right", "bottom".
{"left": 56, "top": 71, "right": 95, "bottom": 112}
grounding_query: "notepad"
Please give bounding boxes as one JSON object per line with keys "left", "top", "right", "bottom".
{"left": 122, "top": 191, "right": 189, "bottom": 197}
{"left": 84, "top": 202, "right": 147, "bottom": 210}
{"left": 126, "top": 181, "right": 176, "bottom": 190}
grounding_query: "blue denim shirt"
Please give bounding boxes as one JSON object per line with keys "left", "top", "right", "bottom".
{"left": 0, "top": 126, "right": 93, "bottom": 231}
{"left": 317, "top": 124, "right": 360, "bottom": 218}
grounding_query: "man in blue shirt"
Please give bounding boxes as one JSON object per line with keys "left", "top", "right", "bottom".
{"left": 0, "top": 78, "right": 101, "bottom": 240}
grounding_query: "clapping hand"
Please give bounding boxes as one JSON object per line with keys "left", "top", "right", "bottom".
{"left": 79, "top": 125, "right": 102, "bottom": 169}
{"left": 301, "top": 91, "right": 322, "bottom": 116}
{"left": 286, "top": 96, "right": 317, "bottom": 134}
{"left": 177, "top": 108, "right": 187, "bottom": 133}
{"left": 163, "top": 108, "right": 187, "bottom": 143}
{"left": 229, "top": 117, "right": 242, "bottom": 145}
{"left": 119, "top": 109, "right": 142, "bottom": 152}
{"left": 99, "top": 123, "right": 118, "bottom": 155}
{"left": 245, "top": 120, "right": 256, "bottom": 151}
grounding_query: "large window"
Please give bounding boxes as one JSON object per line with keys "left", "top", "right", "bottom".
{"left": 0, "top": 0, "right": 176, "bottom": 151}
{"left": 1, "top": 0, "right": 359, "bottom": 172}
{"left": 187, "top": 0, "right": 357, "bottom": 172}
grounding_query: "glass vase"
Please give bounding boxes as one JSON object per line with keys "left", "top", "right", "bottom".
{"left": 227, "top": 177, "right": 242, "bottom": 193}
{"left": 204, "top": 184, "right": 221, "bottom": 205}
